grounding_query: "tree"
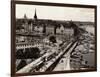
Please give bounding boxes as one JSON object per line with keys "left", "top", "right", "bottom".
{"left": 49, "top": 35, "right": 57, "bottom": 43}
{"left": 31, "top": 47, "right": 41, "bottom": 59}
{"left": 54, "top": 26, "right": 57, "bottom": 34}
{"left": 43, "top": 24, "right": 46, "bottom": 34}
{"left": 16, "top": 49, "right": 24, "bottom": 59}
{"left": 24, "top": 47, "right": 41, "bottom": 59}
{"left": 69, "top": 21, "right": 80, "bottom": 37}
{"left": 17, "top": 59, "right": 27, "bottom": 71}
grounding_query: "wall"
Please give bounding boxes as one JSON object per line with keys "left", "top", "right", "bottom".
{"left": 0, "top": 0, "right": 100, "bottom": 77}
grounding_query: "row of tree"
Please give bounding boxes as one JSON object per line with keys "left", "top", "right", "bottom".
{"left": 16, "top": 47, "right": 41, "bottom": 59}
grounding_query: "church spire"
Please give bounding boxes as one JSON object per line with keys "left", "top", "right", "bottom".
{"left": 34, "top": 9, "right": 37, "bottom": 20}
{"left": 24, "top": 14, "right": 27, "bottom": 19}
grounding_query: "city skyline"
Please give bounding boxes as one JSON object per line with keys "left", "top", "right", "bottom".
{"left": 16, "top": 4, "right": 95, "bottom": 22}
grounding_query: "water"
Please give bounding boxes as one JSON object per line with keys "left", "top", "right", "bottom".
{"left": 82, "top": 52, "right": 95, "bottom": 67}
{"left": 70, "top": 25, "right": 95, "bottom": 69}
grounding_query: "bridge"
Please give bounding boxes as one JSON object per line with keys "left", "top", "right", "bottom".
{"left": 16, "top": 41, "right": 78, "bottom": 73}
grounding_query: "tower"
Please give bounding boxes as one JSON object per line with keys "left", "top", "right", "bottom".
{"left": 23, "top": 14, "right": 28, "bottom": 32}
{"left": 23, "top": 14, "right": 28, "bottom": 25}
{"left": 33, "top": 9, "right": 38, "bottom": 31}
{"left": 24, "top": 14, "right": 27, "bottom": 19}
{"left": 34, "top": 9, "right": 37, "bottom": 20}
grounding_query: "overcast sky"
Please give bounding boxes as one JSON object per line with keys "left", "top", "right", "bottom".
{"left": 16, "top": 4, "right": 95, "bottom": 22}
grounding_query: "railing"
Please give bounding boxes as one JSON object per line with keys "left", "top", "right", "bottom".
{"left": 45, "top": 41, "right": 78, "bottom": 71}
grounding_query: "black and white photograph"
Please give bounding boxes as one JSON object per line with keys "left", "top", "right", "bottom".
{"left": 12, "top": 1, "right": 97, "bottom": 76}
